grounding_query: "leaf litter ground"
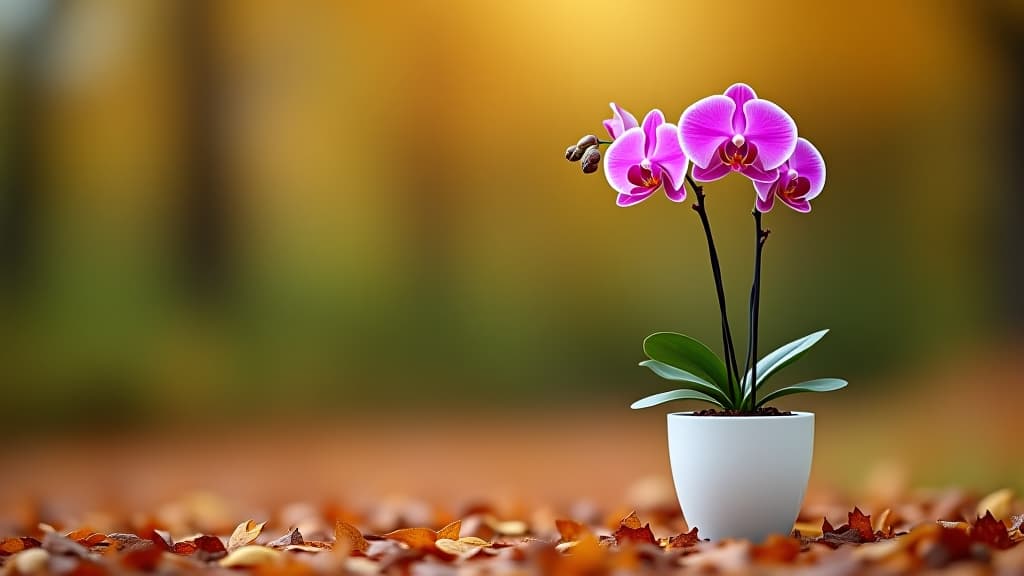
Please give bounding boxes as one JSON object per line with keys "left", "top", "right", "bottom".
{"left": 1, "top": 484, "right": 1023, "bottom": 574}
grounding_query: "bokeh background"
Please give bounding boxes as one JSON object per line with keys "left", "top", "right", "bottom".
{"left": 1, "top": 0, "right": 1022, "bottom": 516}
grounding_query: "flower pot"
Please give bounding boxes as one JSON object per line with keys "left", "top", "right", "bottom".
{"left": 667, "top": 411, "right": 814, "bottom": 542}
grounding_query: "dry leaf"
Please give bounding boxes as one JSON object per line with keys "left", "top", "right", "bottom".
{"left": 972, "top": 511, "right": 1013, "bottom": 550}
{"left": 484, "top": 517, "right": 528, "bottom": 536}
{"left": 977, "top": 488, "right": 1014, "bottom": 521}
{"left": 436, "top": 520, "right": 462, "bottom": 540}
{"left": 267, "top": 528, "right": 304, "bottom": 548}
{"left": 218, "top": 545, "right": 281, "bottom": 567}
{"left": 752, "top": 534, "right": 801, "bottom": 563}
{"left": 435, "top": 537, "right": 489, "bottom": 555}
{"left": 335, "top": 521, "right": 369, "bottom": 554}
{"left": 383, "top": 527, "right": 437, "bottom": 550}
{"left": 665, "top": 527, "right": 700, "bottom": 550}
{"left": 612, "top": 512, "right": 657, "bottom": 547}
{"left": 619, "top": 511, "right": 642, "bottom": 530}
{"left": 12, "top": 548, "right": 50, "bottom": 574}
{"left": 555, "top": 519, "right": 588, "bottom": 543}
{"left": 227, "top": 519, "right": 265, "bottom": 551}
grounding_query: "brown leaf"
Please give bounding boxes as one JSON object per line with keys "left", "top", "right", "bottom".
{"left": 436, "top": 520, "right": 461, "bottom": 541}
{"left": 971, "top": 511, "right": 1013, "bottom": 550}
{"left": 334, "top": 521, "right": 369, "bottom": 554}
{"left": 227, "top": 519, "right": 265, "bottom": 551}
{"left": 848, "top": 507, "right": 876, "bottom": 542}
{"left": 752, "top": 534, "right": 801, "bottom": 563}
{"left": 267, "top": 528, "right": 305, "bottom": 548}
{"left": 666, "top": 527, "right": 700, "bottom": 550}
{"left": 218, "top": 545, "right": 281, "bottom": 567}
{"left": 383, "top": 527, "right": 437, "bottom": 550}
{"left": 977, "top": 488, "right": 1014, "bottom": 520}
{"left": 555, "top": 519, "right": 588, "bottom": 543}
{"left": 612, "top": 512, "right": 657, "bottom": 547}
{"left": 42, "top": 532, "right": 90, "bottom": 557}
{"left": 121, "top": 547, "right": 164, "bottom": 571}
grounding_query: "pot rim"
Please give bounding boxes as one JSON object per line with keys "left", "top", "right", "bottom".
{"left": 668, "top": 410, "right": 814, "bottom": 421}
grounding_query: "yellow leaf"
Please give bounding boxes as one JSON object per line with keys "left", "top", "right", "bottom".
{"left": 218, "top": 545, "right": 280, "bottom": 567}
{"left": 620, "top": 511, "right": 642, "bottom": 530}
{"left": 227, "top": 520, "right": 266, "bottom": 551}
{"left": 435, "top": 538, "right": 484, "bottom": 555}
{"left": 977, "top": 488, "right": 1014, "bottom": 520}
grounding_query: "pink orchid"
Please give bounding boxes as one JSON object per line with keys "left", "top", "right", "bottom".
{"left": 603, "top": 109, "right": 689, "bottom": 207}
{"left": 754, "top": 138, "right": 826, "bottom": 213}
{"left": 603, "top": 102, "right": 638, "bottom": 139}
{"left": 679, "top": 83, "right": 797, "bottom": 184}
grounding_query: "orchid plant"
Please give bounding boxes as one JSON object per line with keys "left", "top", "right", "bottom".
{"left": 565, "top": 83, "right": 847, "bottom": 413}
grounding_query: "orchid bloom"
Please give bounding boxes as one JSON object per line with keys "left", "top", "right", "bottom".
{"left": 679, "top": 84, "right": 797, "bottom": 184}
{"left": 754, "top": 138, "right": 825, "bottom": 213}
{"left": 603, "top": 109, "right": 689, "bottom": 207}
{"left": 603, "top": 102, "right": 638, "bottom": 139}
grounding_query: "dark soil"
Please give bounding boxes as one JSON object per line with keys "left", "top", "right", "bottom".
{"left": 692, "top": 406, "right": 794, "bottom": 416}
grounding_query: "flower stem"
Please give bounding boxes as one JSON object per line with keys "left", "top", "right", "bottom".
{"left": 686, "top": 173, "right": 741, "bottom": 402}
{"left": 744, "top": 209, "right": 770, "bottom": 410}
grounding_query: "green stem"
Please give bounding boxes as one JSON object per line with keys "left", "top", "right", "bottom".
{"left": 686, "top": 173, "right": 741, "bottom": 404}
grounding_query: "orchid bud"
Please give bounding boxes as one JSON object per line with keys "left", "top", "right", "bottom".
{"left": 581, "top": 147, "right": 601, "bottom": 173}
{"left": 575, "top": 134, "right": 599, "bottom": 151}
{"left": 565, "top": 145, "right": 582, "bottom": 162}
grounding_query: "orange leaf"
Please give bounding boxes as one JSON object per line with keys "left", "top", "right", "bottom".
{"left": 228, "top": 520, "right": 266, "bottom": 551}
{"left": 437, "top": 520, "right": 461, "bottom": 540}
{"left": 666, "top": 527, "right": 700, "bottom": 550}
{"left": 384, "top": 527, "right": 437, "bottom": 550}
{"left": 334, "top": 521, "right": 369, "bottom": 554}
{"left": 619, "top": 511, "right": 642, "bottom": 530}
{"left": 555, "top": 519, "right": 588, "bottom": 543}
{"left": 752, "top": 535, "right": 801, "bottom": 563}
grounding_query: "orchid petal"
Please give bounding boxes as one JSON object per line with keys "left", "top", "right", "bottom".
{"left": 662, "top": 173, "right": 687, "bottom": 203}
{"left": 724, "top": 83, "right": 757, "bottom": 133}
{"left": 641, "top": 109, "right": 665, "bottom": 157}
{"left": 679, "top": 95, "right": 735, "bottom": 169}
{"left": 692, "top": 154, "right": 731, "bottom": 183}
{"left": 755, "top": 191, "right": 776, "bottom": 213}
{"left": 650, "top": 123, "right": 687, "bottom": 189}
{"left": 741, "top": 99, "right": 797, "bottom": 170}
{"left": 616, "top": 189, "right": 655, "bottom": 207}
{"left": 605, "top": 102, "right": 638, "bottom": 139}
{"left": 740, "top": 162, "right": 779, "bottom": 183}
{"left": 753, "top": 179, "right": 775, "bottom": 202}
{"left": 788, "top": 138, "right": 826, "bottom": 200}
{"left": 779, "top": 195, "right": 812, "bottom": 213}
{"left": 602, "top": 127, "right": 645, "bottom": 195}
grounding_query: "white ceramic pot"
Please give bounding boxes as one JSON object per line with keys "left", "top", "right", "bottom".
{"left": 667, "top": 411, "right": 814, "bottom": 542}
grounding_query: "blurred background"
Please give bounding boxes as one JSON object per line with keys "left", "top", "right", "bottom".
{"left": 0, "top": 0, "right": 1022, "bottom": 516}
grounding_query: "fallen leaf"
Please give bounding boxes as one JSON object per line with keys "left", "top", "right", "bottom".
{"left": 612, "top": 512, "right": 657, "bottom": 547}
{"left": 484, "top": 517, "right": 528, "bottom": 536}
{"left": 665, "top": 527, "right": 700, "bottom": 550}
{"left": 971, "top": 511, "right": 1013, "bottom": 550}
{"left": 435, "top": 537, "right": 489, "bottom": 555}
{"left": 848, "top": 508, "right": 876, "bottom": 542}
{"left": 335, "top": 521, "right": 369, "bottom": 554}
{"left": 0, "top": 537, "right": 40, "bottom": 556}
{"left": 555, "top": 519, "right": 588, "bottom": 543}
{"left": 227, "top": 519, "right": 265, "bottom": 551}
{"left": 977, "top": 488, "right": 1014, "bottom": 521}
{"left": 383, "top": 527, "right": 437, "bottom": 550}
{"left": 619, "top": 511, "right": 642, "bottom": 530}
{"left": 267, "top": 528, "right": 304, "bottom": 548}
{"left": 436, "top": 520, "right": 461, "bottom": 540}
{"left": 218, "top": 545, "right": 281, "bottom": 567}
{"left": 12, "top": 548, "right": 50, "bottom": 574}
{"left": 752, "top": 534, "right": 801, "bottom": 563}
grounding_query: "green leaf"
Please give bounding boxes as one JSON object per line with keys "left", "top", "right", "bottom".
{"left": 639, "top": 360, "right": 732, "bottom": 407}
{"left": 756, "top": 378, "right": 848, "bottom": 407}
{"left": 630, "top": 388, "right": 724, "bottom": 410}
{"left": 643, "top": 332, "right": 729, "bottom": 390}
{"left": 743, "top": 329, "right": 829, "bottom": 399}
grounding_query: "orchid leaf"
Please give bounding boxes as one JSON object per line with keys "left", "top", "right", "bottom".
{"left": 756, "top": 378, "right": 848, "bottom": 407}
{"left": 638, "top": 360, "right": 732, "bottom": 407}
{"left": 630, "top": 388, "right": 724, "bottom": 410}
{"left": 743, "top": 329, "right": 829, "bottom": 399}
{"left": 643, "top": 332, "right": 729, "bottom": 390}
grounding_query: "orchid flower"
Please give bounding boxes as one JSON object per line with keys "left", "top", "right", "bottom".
{"left": 603, "top": 102, "right": 638, "bottom": 139}
{"left": 754, "top": 138, "right": 826, "bottom": 213}
{"left": 679, "top": 83, "right": 797, "bottom": 184}
{"left": 603, "top": 109, "right": 689, "bottom": 207}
